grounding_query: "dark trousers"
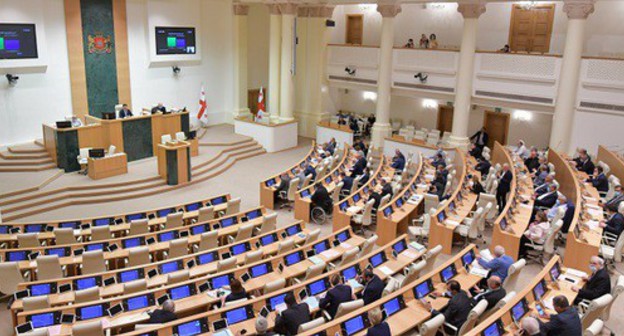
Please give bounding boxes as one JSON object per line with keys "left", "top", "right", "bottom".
{"left": 519, "top": 235, "right": 531, "bottom": 258}
{"left": 496, "top": 190, "right": 507, "bottom": 213}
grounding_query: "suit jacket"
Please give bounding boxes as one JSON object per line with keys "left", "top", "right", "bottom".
{"left": 311, "top": 185, "right": 333, "bottom": 213}
{"left": 604, "top": 213, "right": 624, "bottom": 238}
{"left": 497, "top": 171, "right": 513, "bottom": 194}
{"left": 360, "top": 275, "right": 384, "bottom": 305}
{"left": 381, "top": 184, "right": 393, "bottom": 199}
{"left": 119, "top": 109, "right": 133, "bottom": 118}
{"left": 304, "top": 166, "right": 317, "bottom": 181}
{"left": 469, "top": 146, "right": 483, "bottom": 160}
{"left": 577, "top": 268, "right": 611, "bottom": 302}
{"left": 561, "top": 201, "right": 576, "bottom": 233}
{"left": 478, "top": 255, "right": 514, "bottom": 283}
{"left": 276, "top": 176, "right": 291, "bottom": 194}
{"left": 534, "top": 183, "right": 551, "bottom": 197}
{"left": 538, "top": 307, "right": 582, "bottom": 336}
{"left": 391, "top": 154, "right": 406, "bottom": 171}
{"left": 475, "top": 160, "right": 491, "bottom": 177}
{"left": 590, "top": 173, "right": 609, "bottom": 192}
{"left": 370, "top": 192, "right": 382, "bottom": 210}
{"left": 274, "top": 303, "right": 311, "bottom": 336}
{"left": 366, "top": 322, "right": 391, "bottom": 336}
{"left": 605, "top": 193, "right": 624, "bottom": 212}
{"left": 325, "top": 142, "right": 336, "bottom": 155}
{"left": 352, "top": 157, "right": 367, "bottom": 176}
{"left": 437, "top": 290, "right": 472, "bottom": 329}
{"left": 525, "top": 157, "right": 540, "bottom": 172}
{"left": 472, "top": 287, "right": 506, "bottom": 310}
{"left": 575, "top": 158, "right": 595, "bottom": 176}
{"left": 151, "top": 106, "right": 166, "bottom": 114}
{"left": 319, "top": 284, "right": 353, "bottom": 318}
{"left": 471, "top": 181, "right": 485, "bottom": 195}
{"left": 342, "top": 176, "right": 354, "bottom": 193}
{"left": 147, "top": 309, "right": 177, "bottom": 324}
{"left": 470, "top": 131, "right": 489, "bottom": 147}
{"left": 535, "top": 191, "right": 558, "bottom": 208}
{"left": 359, "top": 173, "right": 370, "bottom": 187}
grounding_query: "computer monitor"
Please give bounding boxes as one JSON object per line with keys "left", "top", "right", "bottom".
{"left": 92, "top": 217, "right": 113, "bottom": 226}
{"left": 185, "top": 202, "right": 202, "bottom": 212}
{"left": 173, "top": 318, "right": 208, "bottom": 336}
{"left": 246, "top": 209, "right": 262, "bottom": 220}
{"left": 437, "top": 211, "right": 446, "bottom": 223}
{"left": 383, "top": 207, "right": 393, "bottom": 217}
{"left": 29, "top": 283, "right": 56, "bottom": 297}
{"left": 158, "top": 231, "right": 177, "bottom": 242}
{"left": 369, "top": 252, "right": 387, "bottom": 268}
{"left": 211, "top": 196, "right": 227, "bottom": 205}
{"left": 223, "top": 305, "right": 254, "bottom": 325}
{"left": 190, "top": 224, "right": 207, "bottom": 235}
{"left": 353, "top": 194, "right": 361, "bottom": 203}
{"left": 341, "top": 314, "right": 370, "bottom": 336}
{"left": 284, "top": 251, "right": 304, "bottom": 266}
{"left": 101, "top": 112, "right": 116, "bottom": 120}
{"left": 511, "top": 298, "right": 529, "bottom": 322}
{"left": 157, "top": 208, "right": 175, "bottom": 218}
{"left": 395, "top": 198, "right": 404, "bottom": 208}
{"left": 550, "top": 263, "right": 561, "bottom": 281}
{"left": 85, "top": 242, "right": 106, "bottom": 252}
{"left": 461, "top": 250, "right": 476, "bottom": 267}
{"left": 7, "top": 251, "right": 29, "bottom": 261}
{"left": 250, "top": 263, "right": 272, "bottom": 278}
{"left": 439, "top": 264, "right": 457, "bottom": 282}
{"left": 259, "top": 233, "right": 277, "bottom": 246}
{"left": 78, "top": 303, "right": 107, "bottom": 320}
{"left": 339, "top": 201, "right": 349, "bottom": 212}
{"left": 265, "top": 179, "right": 276, "bottom": 187}
{"left": 88, "top": 148, "right": 105, "bottom": 158}
{"left": 56, "top": 121, "right": 72, "bottom": 129}
{"left": 481, "top": 319, "right": 504, "bottom": 336}
{"left": 59, "top": 221, "right": 80, "bottom": 229}
{"left": 122, "top": 237, "right": 144, "bottom": 249}
{"left": 196, "top": 251, "right": 218, "bottom": 265}
{"left": 499, "top": 217, "right": 508, "bottom": 231}
{"left": 285, "top": 223, "right": 302, "bottom": 236}
{"left": 159, "top": 260, "right": 182, "bottom": 275}
{"left": 313, "top": 240, "right": 330, "bottom": 254}
{"left": 169, "top": 284, "right": 195, "bottom": 300}
{"left": 267, "top": 292, "right": 289, "bottom": 311}
{"left": 220, "top": 217, "right": 236, "bottom": 228}
{"left": 46, "top": 247, "right": 69, "bottom": 258}
{"left": 382, "top": 296, "right": 405, "bottom": 317}
{"left": 210, "top": 274, "right": 231, "bottom": 290}
{"left": 533, "top": 279, "right": 547, "bottom": 300}
{"left": 301, "top": 189, "right": 311, "bottom": 198}
{"left": 230, "top": 242, "right": 249, "bottom": 256}
{"left": 124, "top": 294, "right": 153, "bottom": 312}
{"left": 308, "top": 278, "right": 329, "bottom": 296}
{"left": 28, "top": 312, "right": 57, "bottom": 328}
{"left": 25, "top": 224, "right": 45, "bottom": 233}
{"left": 341, "top": 265, "right": 360, "bottom": 281}
{"left": 413, "top": 279, "right": 434, "bottom": 299}
{"left": 392, "top": 240, "right": 407, "bottom": 254}
{"left": 125, "top": 213, "right": 146, "bottom": 222}
{"left": 118, "top": 269, "right": 143, "bottom": 283}
{"left": 336, "top": 230, "right": 350, "bottom": 243}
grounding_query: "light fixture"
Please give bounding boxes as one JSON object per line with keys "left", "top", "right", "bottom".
{"left": 513, "top": 110, "right": 533, "bottom": 121}
{"left": 426, "top": 3, "right": 449, "bottom": 10}
{"left": 362, "top": 91, "right": 377, "bottom": 101}
{"left": 358, "top": 4, "right": 376, "bottom": 12}
{"left": 6, "top": 74, "right": 19, "bottom": 86}
{"left": 423, "top": 99, "right": 438, "bottom": 109}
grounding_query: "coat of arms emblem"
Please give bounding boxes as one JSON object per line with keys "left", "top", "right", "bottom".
{"left": 87, "top": 33, "right": 113, "bottom": 54}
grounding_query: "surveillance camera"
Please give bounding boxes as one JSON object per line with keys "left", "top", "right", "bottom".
{"left": 414, "top": 72, "right": 428, "bottom": 83}
{"left": 6, "top": 74, "right": 19, "bottom": 85}
{"left": 172, "top": 66, "right": 181, "bottom": 75}
{"left": 344, "top": 67, "right": 356, "bottom": 76}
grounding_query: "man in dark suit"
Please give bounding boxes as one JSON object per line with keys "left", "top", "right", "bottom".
{"left": 274, "top": 293, "right": 310, "bottom": 335}
{"left": 354, "top": 140, "right": 368, "bottom": 156}
{"left": 380, "top": 179, "right": 393, "bottom": 199}
{"left": 151, "top": 103, "right": 167, "bottom": 114}
{"left": 311, "top": 183, "right": 332, "bottom": 215}
{"left": 496, "top": 164, "right": 513, "bottom": 212}
{"left": 470, "top": 127, "right": 489, "bottom": 148}
{"left": 351, "top": 153, "right": 367, "bottom": 176}
{"left": 470, "top": 276, "right": 506, "bottom": 310}
{"left": 561, "top": 199, "right": 576, "bottom": 233}
{"left": 475, "top": 158, "right": 492, "bottom": 177}
{"left": 573, "top": 149, "right": 595, "bottom": 176}
{"left": 469, "top": 143, "right": 483, "bottom": 160}
{"left": 534, "top": 175, "right": 555, "bottom": 197}
{"left": 275, "top": 173, "right": 292, "bottom": 200}
{"left": 534, "top": 184, "right": 559, "bottom": 209}
{"left": 119, "top": 104, "right": 133, "bottom": 118}
{"left": 357, "top": 270, "right": 384, "bottom": 305}
{"left": 340, "top": 172, "right": 354, "bottom": 194}
{"left": 524, "top": 150, "right": 540, "bottom": 173}
{"left": 572, "top": 256, "right": 611, "bottom": 305}
{"left": 587, "top": 166, "right": 609, "bottom": 193}
{"left": 367, "top": 189, "right": 382, "bottom": 211}
{"left": 358, "top": 168, "right": 371, "bottom": 187}
{"left": 147, "top": 300, "right": 177, "bottom": 323}
{"left": 304, "top": 164, "right": 317, "bottom": 182}
{"left": 603, "top": 184, "right": 624, "bottom": 212}
{"left": 324, "top": 138, "right": 336, "bottom": 155}
{"left": 601, "top": 207, "right": 624, "bottom": 238}
{"left": 319, "top": 274, "right": 353, "bottom": 319}
{"left": 424, "top": 280, "right": 472, "bottom": 334}
{"left": 537, "top": 295, "right": 582, "bottom": 336}
{"left": 391, "top": 149, "right": 406, "bottom": 171}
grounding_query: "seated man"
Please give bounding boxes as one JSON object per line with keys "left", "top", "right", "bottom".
{"left": 534, "top": 184, "right": 559, "bottom": 209}
{"left": 524, "top": 150, "right": 540, "bottom": 173}
{"left": 468, "top": 143, "right": 483, "bottom": 160}
{"left": 561, "top": 197, "right": 576, "bottom": 233}
{"left": 351, "top": 152, "right": 367, "bottom": 176}
{"left": 423, "top": 280, "right": 471, "bottom": 335}
{"left": 587, "top": 166, "right": 609, "bottom": 193}
{"left": 391, "top": 149, "right": 406, "bottom": 171}
{"left": 470, "top": 276, "right": 506, "bottom": 310}
{"left": 303, "top": 164, "right": 317, "bottom": 182}
{"left": 380, "top": 178, "right": 393, "bottom": 199}
{"left": 431, "top": 153, "right": 446, "bottom": 168}
{"left": 147, "top": 299, "right": 176, "bottom": 323}
{"left": 600, "top": 207, "right": 624, "bottom": 238}
{"left": 324, "top": 138, "right": 337, "bottom": 155}
{"left": 366, "top": 188, "right": 382, "bottom": 211}
{"left": 119, "top": 104, "right": 133, "bottom": 118}
{"left": 319, "top": 274, "right": 353, "bottom": 319}
{"left": 533, "top": 165, "right": 550, "bottom": 187}
{"left": 311, "top": 183, "right": 332, "bottom": 215}
{"left": 603, "top": 184, "right": 624, "bottom": 212}
{"left": 547, "top": 194, "right": 569, "bottom": 221}
{"left": 536, "top": 295, "right": 582, "bottom": 335}
{"left": 573, "top": 148, "right": 595, "bottom": 176}
{"left": 475, "top": 157, "right": 492, "bottom": 177}
{"left": 356, "top": 270, "right": 384, "bottom": 305}
{"left": 275, "top": 173, "right": 292, "bottom": 200}
{"left": 477, "top": 245, "right": 514, "bottom": 286}
{"left": 572, "top": 256, "right": 611, "bottom": 305}
{"left": 340, "top": 172, "right": 354, "bottom": 194}
{"left": 534, "top": 175, "right": 555, "bottom": 197}
{"left": 295, "top": 169, "right": 307, "bottom": 188}
{"left": 274, "top": 293, "right": 310, "bottom": 336}
{"left": 151, "top": 102, "right": 167, "bottom": 114}
{"left": 358, "top": 167, "right": 371, "bottom": 187}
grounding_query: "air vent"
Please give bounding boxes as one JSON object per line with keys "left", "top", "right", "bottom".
{"left": 393, "top": 82, "right": 454, "bottom": 93}
{"left": 475, "top": 90, "right": 553, "bottom": 104}
{"left": 328, "top": 76, "right": 377, "bottom": 85}
{"left": 580, "top": 101, "right": 624, "bottom": 113}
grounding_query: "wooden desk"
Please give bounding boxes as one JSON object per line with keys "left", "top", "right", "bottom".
{"left": 188, "top": 138, "right": 199, "bottom": 157}
{"left": 157, "top": 141, "right": 191, "bottom": 185}
{"left": 87, "top": 153, "right": 128, "bottom": 180}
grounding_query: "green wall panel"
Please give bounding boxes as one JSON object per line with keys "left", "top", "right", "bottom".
{"left": 122, "top": 118, "right": 153, "bottom": 161}
{"left": 56, "top": 131, "right": 80, "bottom": 172}
{"left": 166, "top": 150, "right": 178, "bottom": 185}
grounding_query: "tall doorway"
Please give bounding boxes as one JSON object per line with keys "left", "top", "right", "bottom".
{"left": 509, "top": 4, "right": 555, "bottom": 53}
{"left": 346, "top": 15, "right": 363, "bottom": 45}
{"left": 437, "top": 105, "right": 454, "bottom": 134}
{"left": 483, "top": 111, "right": 510, "bottom": 147}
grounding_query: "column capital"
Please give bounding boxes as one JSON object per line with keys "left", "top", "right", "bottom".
{"left": 278, "top": 2, "right": 298, "bottom": 15}
{"left": 376, "top": 3, "right": 402, "bottom": 18}
{"left": 457, "top": 2, "right": 486, "bottom": 19}
{"left": 298, "top": 5, "right": 335, "bottom": 18}
{"left": 233, "top": 3, "right": 249, "bottom": 16}
{"left": 563, "top": 0, "right": 595, "bottom": 19}
{"left": 266, "top": 3, "right": 281, "bottom": 15}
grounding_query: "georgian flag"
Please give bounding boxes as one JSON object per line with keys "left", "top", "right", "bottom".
{"left": 197, "top": 85, "right": 207, "bottom": 121}
{"left": 256, "top": 87, "right": 266, "bottom": 121}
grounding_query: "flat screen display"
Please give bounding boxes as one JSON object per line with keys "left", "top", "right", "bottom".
{"left": 29, "top": 312, "right": 55, "bottom": 328}
{"left": 155, "top": 27, "right": 196, "bottom": 55}
{"left": 0, "top": 24, "right": 38, "bottom": 59}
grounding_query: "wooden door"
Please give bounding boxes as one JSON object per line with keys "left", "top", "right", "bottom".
{"left": 437, "top": 106, "right": 454, "bottom": 134}
{"left": 247, "top": 88, "right": 266, "bottom": 116}
{"left": 509, "top": 4, "right": 555, "bottom": 53}
{"left": 346, "top": 15, "right": 363, "bottom": 45}
{"left": 483, "top": 111, "right": 510, "bottom": 147}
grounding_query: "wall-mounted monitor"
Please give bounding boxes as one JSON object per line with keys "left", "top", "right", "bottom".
{"left": 155, "top": 27, "right": 196, "bottom": 55}
{"left": 0, "top": 23, "right": 38, "bottom": 59}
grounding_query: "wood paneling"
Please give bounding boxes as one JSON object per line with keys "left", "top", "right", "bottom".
{"left": 436, "top": 106, "right": 454, "bottom": 134}
{"left": 42, "top": 125, "right": 58, "bottom": 164}
{"left": 77, "top": 125, "right": 105, "bottom": 149}
{"left": 112, "top": 0, "right": 131, "bottom": 107}
{"left": 597, "top": 146, "right": 624, "bottom": 182}
{"left": 87, "top": 153, "right": 128, "bottom": 180}
{"left": 509, "top": 4, "right": 555, "bottom": 53}
{"left": 64, "top": 0, "right": 89, "bottom": 118}
{"left": 346, "top": 15, "right": 363, "bottom": 45}
{"left": 483, "top": 111, "right": 510, "bottom": 147}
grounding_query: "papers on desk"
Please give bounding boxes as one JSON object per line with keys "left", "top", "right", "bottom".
{"left": 347, "top": 206, "right": 362, "bottom": 214}
{"left": 445, "top": 220, "right": 460, "bottom": 228}
{"left": 558, "top": 274, "right": 580, "bottom": 285}
{"left": 348, "top": 279, "right": 364, "bottom": 290}
{"left": 479, "top": 249, "right": 494, "bottom": 262}
{"left": 543, "top": 297, "right": 554, "bottom": 310}
{"left": 586, "top": 220, "right": 600, "bottom": 230}
{"left": 304, "top": 296, "right": 319, "bottom": 310}
{"left": 378, "top": 266, "right": 394, "bottom": 276}
{"left": 309, "top": 256, "right": 323, "bottom": 265}
{"left": 214, "top": 330, "right": 234, "bottom": 336}
{"left": 586, "top": 203, "right": 601, "bottom": 210}
{"left": 408, "top": 195, "right": 423, "bottom": 205}
{"left": 403, "top": 249, "right": 420, "bottom": 260}
{"left": 298, "top": 232, "right": 307, "bottom": 239}
{"left": 425, "top": 174, "right": 435, "bottom": 181}
{"left": 275, "top": 302, "right": 287, "bottom": 314}
{"left": 207, "top": 289, "right": 231, "bottom": 299}
{"left": 583, "top": 195, "right": 597, "bottom": 202}
{"left": 564, "top": 268, "right": 588, "bottom": 279}
{"left": 470, "top": 267, "right": 490, "bottom": 278}
{"left": 409, "top": 241, "right": 426, "bottom": 252}
{"left": 321, "top": 249, "right": 340, "bottom": 259}
{"left": 587, "top": 208, "right": 603, "bottom": 218}
{"left": 340, "top": 242, "right": 353, "bottom": 250}
{"left": 45, "top": 325, "right": 62, "bottom": 336}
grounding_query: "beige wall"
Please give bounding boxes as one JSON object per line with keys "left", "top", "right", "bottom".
{"left": 247, "top": 3, "right": 270, "bottom": 91}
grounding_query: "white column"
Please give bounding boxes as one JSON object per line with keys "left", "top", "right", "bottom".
{"left": 279, "top": 3, "right": 297, "bottom": 121}
{"left": 371, "top": 3, "right": 402, "bottom": 149}
{"left": 233, "top": 3, "right": 250, "bottom": 120}
{"left": 449, "top": 2, "right": 486, "bottom": 148}
{"left": 267, "top": 4, "right": 282, "bottom": 122}
{"left": 550, "top": 0, "right": 595, "bottom": 153}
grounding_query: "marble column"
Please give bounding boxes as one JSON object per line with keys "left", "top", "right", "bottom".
{"left": 549, "top": 0, "right": 595, "bottom": 153}
{"left": 267, "top": 4, "right": 282, "bottom": 121}
{"left": 371, "top": 3, "right": 402, "bottom": 149}
{"left": 233, "top": 3, "right": 250, "bottom": 120}
{"left": 449, "top": 2, "right": 486, "bottom": 148}
{"left": 279, "top": 2, "right": 298, "bottom": 121}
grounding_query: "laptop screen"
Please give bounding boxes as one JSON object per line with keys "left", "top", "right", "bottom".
{"left": 225, "top": 307, "right": 249, "bottom": 325}
{"left": 119, "top": 270, "right": 141, "bottom": 283}
{"left": 160, "top": 261, "right": 180, "bottom": 274}
{"left": 126, "top": 295, "right": 150, "bottom": 311}
{"left": 211, "top": 275, "right": 231, "bottom": 289}
{"left": 79, "top": 304, "right": 105, "bottom": 320}
{"left": 250, "top": 263, "right": 270, "bottom": 278}
{"left": 169, "top": 285, "right": 192, "bottom": 300}
{"left": 30, "top": 312, "right": 56, "bottom": 328}
{"left": 197, "top": 252, "right": 217, "bottom": 265}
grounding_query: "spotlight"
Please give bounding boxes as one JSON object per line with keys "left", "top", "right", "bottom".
{"left": 414, "top": 72, "right": 428, "bottom": 83}
{"left": 344, "top": 67, "right": 356, "bottom": 76}
{"left": 6, "top": 74, "right": 19, "bottom": 85}
{"left": 172, "top": 66, "right": 181, "bottom": 75}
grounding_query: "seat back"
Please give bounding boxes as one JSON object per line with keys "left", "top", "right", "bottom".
{"left": 584, "top": 319, "right": 604, "bottom": 336}
{"left": 603, "top": 275, "right": 624, "bottom": 320}
{"left": 91, "top": 225, "right": 110, "bottom": 241}
{"left": 424, "top": 194, "right": 439, "bottom": 214}
{"left": 304, "top": 229, "right": 322, "bottom": 246}
{"left": 287, "top": 179, "right": 300, "bottom": 202}
{"left": 165, "top": 212, "right": 184, "bottom": 229}
{"left": 614, "top": 233, "right": 624, "bottom": 263}
{"left": 129, "top": 219, "right": 149, "bottom": 236}
{"left": 335, "top": 299, "right": 364, "bottom": 319}
{"left": 337, "top": 248, "right": 359, "bottom": 267}
{"left": 79, "top": 147, "right": 90, "bottom": 159}
{"left": 224, "top": 298, "right": 248, "bottom": 307}
{"left": 361, "top": 199, "right": 375, "bottom": 226}
{"left": 18, "top": 233, "right": 40, "bottom": 248}
{"left": 544, "top": 220, "right": 563, "bottom": 254}
{"left": 277, "top": 238, "right": 295, "bottom": 254}
{"left": 82, "top": 250, "right": 106, "bottom": 275}
{"left": 128, "top": 246, "right": 150, "bottom": 266}
{"left": 217, "top": 257, "right": 237, "bottom": 272}
{"left": 124, "top": 279, "right": 148, "bottom": 294}
{"left": 305, "top": 262, "right": 327, "bottom": 280}
{"left": 75, "top": 287, "right": 100, "bottom": 303}
{"left": 234, "top": 223, "right": 254, "bottom": 242}
{"left": 167, "top": 270, "right": 190, "bottom": 284}
{"left": 256, "top": 213, "right": 277, "bottom": 236}
{"left": 467, "top": 207, "right": 484, "bottom": 239}
{"left": 54, "top": 228, "right": 77, "bottom": 245}
{"left": 480, "top": 291, "right": 516, "bottom": 321}
{"left": 401, "top": 260, "right": 427, "bottom": 288}
{"left": 359, "top": 234, "right": 378, "bottom": 257}
{"left": 503, "top": 259, "right": 526, "bottom": 290}
{"left": 36, "top": 255, "right": 63, "bottom": 280}
{"left": 198, "top": 231, "right": 219, "bottom": 251}
{"left": 581, "top": 294, "right": 613, "bottom": 330}
{"left": 418, "top": 314, "right": 445, "bottom": 336}
{"left": 0, "top": 262, "right": 25, "bottom": 294}
{"left": 332, "top": 182, "right": 343, "bottom": 202}
{"left": 72, "top": 320, "right": 103, "bottom": 336}
{"left": 168, "top": 238, "right": 189, "bottom": 258}
{"left": 302, "top": 174, "right": 313, "bottom": 189}
{"left": 23, "top": 296, "right": 50, "bottom": 311}
{"left": 421, "top": 245, "right": 443, "bottom": 275}
{"left": 298, "top": 317, "right": 325, "bottom": 333}
{"left": 244, "top": 250, "right": 263, "bottom": 264}
{"left": 606, "top": 175, "right": 620, "bottom": 201}
{"left": 161, "top": 134, "right": 172, "bottom": 144}
{"left": 378, "top": 194, "right": 391, "bottom": 210}
{"left": 263, "top": 278, "right": 286, "bottom": 295}
{"left": 198, "top": 206, "right": 215, "bottom": 222}
{"left": 226, "top": 198, "right": 242, "bottom": 215}
{"left": 458, "top": 300, "right": 488, "bottom": 335}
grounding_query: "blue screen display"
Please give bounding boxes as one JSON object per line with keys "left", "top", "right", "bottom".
{"left": 59, "top": 221, "right": 79, "bottom": 229}
{"left": 123, "top": 238, "right": 142, "bottom": 249}
{"left": 160, "top": 261, "right": 180, "bottom": 274}
{"left": 47, "top": 248, "right": 67, "bottom": 257}
{"left": 30, "top": 312, "right": 55, "bottom": 328}
{"left": 191, "top": 225, "right": 206, "bottom": 235}
{"left": 392, "top": 240, "right": 407, "bottom": 254}
{"left": 383, "top": 207, "right": 393, "bottom": 217}
{"left": 119, "top": 270, "right": 140, "bottom": 283}
{"left": 337, "top": 231, "right": 349, "bottom": 242}
{"left": 483, "top": 322, "right": 502, "bottom": 336}
{"left": 512, "top": 301, "right": 527, "bottom": 321}
{"left": 342, "top": 266, "right": 358, "bottom": 281}
{"left": 86, "top": 243, "right": 104, "bottom": 251}
{"left": 314, "top": 241, "right": 328, "bottom": 254}
{"left": 344, "top": 315, "right": 365, "bottom": 335}
{"left": 30, "top": 284, "right": 52, "bottom": 296}
{"left": 269, "top": 293, "right": 287, "bottom": 311}
{"left": 250, "top": 264, "right": 269, "bottom": 278}
{"left": 266, "top": 179, "right": 276, "bottom": 187}
{"left": 220, "top": 217, "right": 235, "bottom": 228}
{"left": 339, "top": 202, "right": 348, "bottom": 211}
{"left": 285, "top": 252, "right": 301, "bottom": 266}
{"left": 225, "top": 307, "right": 248, "bottom": 325}
{"left": 25, "top": 224, "right": 44, "bottom": 233}
{"left": 185, "top": 203, "right": 201, "bottom": 212}
{"left": 0, "top": 225, "right": 8, "bottom": 233}
{"left": 383, "top": 298, "right": 401, "bottom": 316}
{"left": 211, "top": 197, "right": 226, "bottom": 205}
{"left": 533, "top": 281, "right": 545, "bottom": 299}
{"left": 440, "top": 266, "right": 456, "bottom": 282}
{"left": 93, "top": 218, "right": 112, "bottom": 226}
{"left": 231, "top": 243, "right": 247, "bottom": 256}
{"left": 260, "top": 234, "right": 276, "bottom": 246}
{"left": 170, "top": 285, "right": 191, "bottom": 300}
{"left": 80, "top": 304, "right": 104, "bottom": 320}
{"left": 158, "top": 231, "right": 176, "bottom": 242}
{"left": 126, "top": 295, "right": 150, "bottom": 311}
{"left": 176, "top": 320, "right": 202, "bottom": 336}
{"left": 301, "top": 189, "right": 311, "bottom": 198}
{"left": 246, "top": 210, "right": 261, "bottom": 220}
{"left": 462, "top": 251, "right": 475, "bottom": 266}
{"left": 285, "top": 224, "right": 300, "bottom": 236}
{"left": 353, "top": 194, "right": 361, "bottom": 203}
{"left": 370, "top": 253, "right": 385, "bottom": 267}
{"left": 7, "top": 251, "right": 27, "bottom": 261}
{"left": 126, "top": 213, "right": 146, "bottom": 221}
{"left": 211, "top": 275, "right": 230, "bottom": 289}
{"left": 76, "top": 277, "right": 97, "bottom": 290}
{"left": 415, "top": 281, "right": 432, "bottom": 299}
{"left": 308, "top": 279, "right": 327, "bottom": 295}
{"left": 197, "top": 252, "right": 216, "bottom": 265}
{"left": 157, "top": 208, "right": 174, "bottom": 218}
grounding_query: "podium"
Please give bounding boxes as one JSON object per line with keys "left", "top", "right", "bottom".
{"left": 157, "top": 141, "right": 191, "bottom": 185}
{"left": 87, "top": 153, "right": 128, "bottom": 180}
